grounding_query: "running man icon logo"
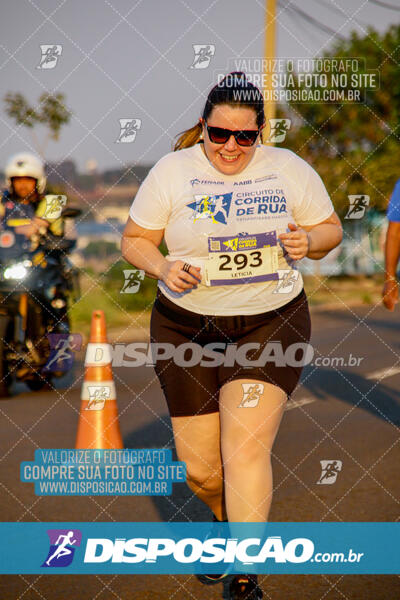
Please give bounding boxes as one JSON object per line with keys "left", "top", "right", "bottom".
{"left": 239, "top": 383, "right": 265, "bottom": 408}
{"left": 273, "top": 269, "right": 300, "bottom": 294}
{"left": 86, "top": 385, "right": 111, "bottom": 411}
{"left": 43, "top": 195, "right": 67, "bottom": 219}
{"left": 223, "top": 237, "right": 239, "bottom": 251}
{"left": 316, "top": 460, "right": 343, "bottom": 485}
{"left": 116, "top": 119, "right": 142, "bottom": 143}
{"left": 267, "top": 119, "right": 291, "bottom": 143}
{"left": 121, "top": 269, "right": 145, "bottom": 293}
{"left": 37, "top": 45, "right": 62, "bottom": 69}
{"left": 41, "top": 529, "right": 82, "bottom": 567}
{"left": 345, "top": 195, "right": 370, "bottom": 219}
{"left": 43, "top": 334, "right": 82, "bottom": 374}
{"left": 187, "top": 193, "right": 233, "bottom": 225}
{"left": 189, "top": 44, "right": 215, "bottom": 69}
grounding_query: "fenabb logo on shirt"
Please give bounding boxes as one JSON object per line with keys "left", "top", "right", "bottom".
{"left": 189, "top": 178, "right": 257, "bottom": 186}
{"left": 190, "top": 178, "right": 224, "bottom": 186}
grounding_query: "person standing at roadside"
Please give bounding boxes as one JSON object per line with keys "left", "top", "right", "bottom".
{"left": 382, "top": 179, "right": 400, "bottom": 310}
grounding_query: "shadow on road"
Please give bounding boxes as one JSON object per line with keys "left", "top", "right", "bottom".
{"left": 324, "top": 306, "right": 400, "bottom": 333}
{"left": 124, "top": 420, "right": 212, "bottom": 523}
{"left": 301, "top": 366, "right": 400, "bottom": 425}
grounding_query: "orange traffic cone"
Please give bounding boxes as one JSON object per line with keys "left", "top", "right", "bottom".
{"left": 75, "top": 310, "right": 123, "bottom": 449}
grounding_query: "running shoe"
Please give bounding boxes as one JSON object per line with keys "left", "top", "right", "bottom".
{"left": 228, "top": 574, "right": 263, "bottom": 599}
{"left": 196, "top": 515, "right": 231, "bottom": 585}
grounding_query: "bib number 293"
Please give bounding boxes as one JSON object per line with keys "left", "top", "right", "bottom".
{"left": 205, "top": 231, "right": 279, "bottom": 286}
{"left": 219, "top": 251, "right": 262, "bottom": 271}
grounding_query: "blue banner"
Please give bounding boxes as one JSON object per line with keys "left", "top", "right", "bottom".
{"left": 0, "top": 522, "right": 398, "bottom": 574}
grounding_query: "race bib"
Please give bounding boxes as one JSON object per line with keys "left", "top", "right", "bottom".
{"left": 204, "top": 231, "right": 279, "bottom": 286}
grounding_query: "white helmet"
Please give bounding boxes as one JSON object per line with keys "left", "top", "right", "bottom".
{"left": 5, "top": 152, "right": 46, "bottom": 194}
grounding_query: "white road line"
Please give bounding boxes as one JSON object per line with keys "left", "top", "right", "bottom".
{"left": 285, "top": 397, "right": 316, "bottom": 411}
{"left": 366, "top": 366, "right": 400, "bottom": 381}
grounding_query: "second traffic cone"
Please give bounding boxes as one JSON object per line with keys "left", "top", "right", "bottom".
{"left": 76, "top": 310, "right": 123, "bottom": 449}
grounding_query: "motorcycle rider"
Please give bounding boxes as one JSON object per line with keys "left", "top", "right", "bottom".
{"left": 0, "top": 152, "right": 69, "bottom": 333}
{"left": 1, "top": 152, "right": 63, "bottom": 237}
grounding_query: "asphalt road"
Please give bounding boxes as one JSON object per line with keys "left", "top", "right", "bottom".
{"left": 0, "top": 303, "right": 399, "bottom": 599}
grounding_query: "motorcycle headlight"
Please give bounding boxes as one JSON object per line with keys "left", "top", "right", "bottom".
{"left": 3, "top": 260, "right": 31, "bottom": 280}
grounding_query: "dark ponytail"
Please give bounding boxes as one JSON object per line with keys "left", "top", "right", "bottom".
{"left": 174, "top": 71, "right": 265, "bottom": 152}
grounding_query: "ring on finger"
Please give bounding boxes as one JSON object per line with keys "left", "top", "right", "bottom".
{"left": 182, "top": 262, "right": 191, "bottom": 273}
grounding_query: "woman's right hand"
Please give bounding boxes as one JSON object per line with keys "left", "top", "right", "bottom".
{"left": 160, "top": 260, "right": 202, "bottom": 293}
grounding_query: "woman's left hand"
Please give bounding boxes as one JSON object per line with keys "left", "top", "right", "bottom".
{"left": 279, "top": 223, "right": 310, "bottom": 260}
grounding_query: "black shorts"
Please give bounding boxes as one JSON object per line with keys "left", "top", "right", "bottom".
{"left": 150, "top": 289, "right": 311, "bottom": 417}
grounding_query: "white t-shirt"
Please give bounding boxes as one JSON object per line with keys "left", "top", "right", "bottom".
{"left": 129, "top": 143, "right": 334, "bottom": 316}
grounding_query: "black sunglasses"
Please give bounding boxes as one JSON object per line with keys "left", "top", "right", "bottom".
{"left": 205, "top": 123, "right": 260, "bottom": 147}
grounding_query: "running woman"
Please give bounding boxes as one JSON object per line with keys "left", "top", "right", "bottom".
{"left": 122, "top": 72, "right": 343, "bottom": 599}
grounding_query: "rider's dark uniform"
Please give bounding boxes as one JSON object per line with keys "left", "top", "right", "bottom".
{"left": 0, "top": 190, "right": 69, "bottom": 332}
{"left": 0, "top": 190, "right": 63, "bottom": 236}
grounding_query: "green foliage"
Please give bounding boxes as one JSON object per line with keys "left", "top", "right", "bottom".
{"left": 282, "top": 25, "right": 400, "bottom": 213}
{"left": 4, "top": 91, "right": 71, "bottom": 156}
{"left": 101, "top": 259, "right": 158, "bottom": 311}
{"left": 37, "top": 93, "right": 71, "bottom": 141}
{"left": 79, "top": 242, "right": 169, "bottom": 313}
{"left": 83, "top": 240, "right": 119, "bottom": 258}
{"left": 69, "top": 265, "right": 158, "bottom": 332}
{"left": 4, "top": 92, "right": 37, "bottom": 128}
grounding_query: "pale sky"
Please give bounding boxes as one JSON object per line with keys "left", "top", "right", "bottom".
{"left": 0, "top": 0, "right": 397, "bottom": 171}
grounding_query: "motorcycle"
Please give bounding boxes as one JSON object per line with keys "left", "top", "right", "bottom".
{"left": 0, "top": 207, "right": 81, "bottom": 395}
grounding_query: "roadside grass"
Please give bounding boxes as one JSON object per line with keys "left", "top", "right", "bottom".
{"left": 303, "top": 273, "right": 385, "bottom": 307}
{"left": 69, "top": 264, "right": 155, "bottom": 335}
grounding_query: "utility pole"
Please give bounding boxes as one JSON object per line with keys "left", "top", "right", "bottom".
{"left": 262, "top": 0, "right": 276, "bottom": 145}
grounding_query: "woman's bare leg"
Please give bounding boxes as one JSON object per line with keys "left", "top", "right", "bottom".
{"left": 219, "top": 379, "right": 287, "bottom": 522}
{"left": 171, "top": 412, "right": 227, "bottom": 520}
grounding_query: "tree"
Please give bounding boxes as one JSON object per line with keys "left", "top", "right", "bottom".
{"left": 282, "top": 25, "right": 400, "bottom": 216}
{"left": 4, "top": 92, "right": 71, "bottom": 159}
